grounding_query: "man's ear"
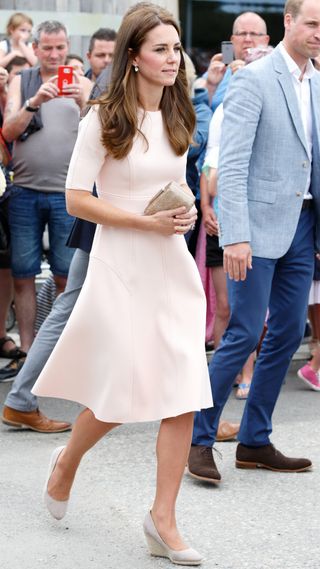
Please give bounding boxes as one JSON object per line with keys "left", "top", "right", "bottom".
{"left": 284, "top": 13, "right": 292, "bottom": 31}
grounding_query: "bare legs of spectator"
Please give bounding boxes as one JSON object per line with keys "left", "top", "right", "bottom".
{"left": 53, "top": 274, "right": 67, "bottom": 296}
{"left": 235, "top": 352, "right": 255, "bottom": 400}
{"left": 14, "top": 274, "right": 68, "bottom": 353}
{"left": 13, "top": 277, "right": 37, "bottom": 353}
{"left": 210, "top": 265, "right": 255, "bottom": 401}
{"left": 297, "top": 302, "right": 320, "bottom": 391}
{"left": 0, "top": 268, "right": 15, "bottom": 353}
{"left": 308, "top": 304, "right": 320, "bottom": 352}
{"left": 210, "top": 266, "right": 229, "bottom": 348}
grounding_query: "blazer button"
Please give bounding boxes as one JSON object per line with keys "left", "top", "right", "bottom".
{"left": 302, "top": 161, "right": 308, "bottom": 168}
{"left": 296, "top": 191, "right": 302, "bottom": 196}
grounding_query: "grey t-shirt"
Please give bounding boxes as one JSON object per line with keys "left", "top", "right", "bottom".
{"left": 12, "top": 97, "right": 80, "bottom": 193}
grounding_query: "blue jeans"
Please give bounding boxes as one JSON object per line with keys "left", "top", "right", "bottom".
{"left": 193, "top": 208, "right": 315, "bottom": 447}
{"left": 5, "top": 249, "right": 89, "bottom": 411}
{"left": 8, "top": 186, "right": 74, "bottom": 278}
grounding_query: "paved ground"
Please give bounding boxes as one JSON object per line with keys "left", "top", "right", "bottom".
{"left": 0, "top": 348, "right": 319, "bottom": 569}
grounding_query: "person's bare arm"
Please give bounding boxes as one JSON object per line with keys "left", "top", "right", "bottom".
{"left": 2, "top": 75, "right": 33, "bottom": 141}
{"left": 0, "top": 48, "right": 22, "bottom": 69}
{"left": 200, "top": 171, "right": 218, "bottom": 236}
{"left": 66, "top": 190, "right": 197, "bottom": 236}
{"left": 205, "top": 54, "right": 227, "bottom": 106}
{"left": 207, "top": 167, "right": 217, "bottom": 197}
{"left": 2, "top": 75, "right": 59, "bottom": 142}
{"left": 0, "top": 66, "right": 8, "bottom": 116}
{"left": 16, "top": 41, "right": 37, "bottom": 66}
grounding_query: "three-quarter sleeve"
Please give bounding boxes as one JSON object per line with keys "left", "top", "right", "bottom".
{"left": 66, "top": 106, "right": 107, "bottom": 191}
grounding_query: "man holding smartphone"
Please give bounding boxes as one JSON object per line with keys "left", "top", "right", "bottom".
{"left": 1, "top": 21, "right": 92, "bottom": 407}
{"left": 200, "top": 11, "right": 270, "bottom": 112}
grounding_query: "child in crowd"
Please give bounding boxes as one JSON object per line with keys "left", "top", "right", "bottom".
{"left": 0, "top": 12, "right": 37, "bottom": 68}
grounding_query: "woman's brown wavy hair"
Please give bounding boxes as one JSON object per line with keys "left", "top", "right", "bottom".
{"left": 94, "top": 2, "right": 196, "bottom": 160}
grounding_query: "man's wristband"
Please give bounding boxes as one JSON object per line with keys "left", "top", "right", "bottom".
{"left": 23, "top": 99, "right": 40, "bottom": 112}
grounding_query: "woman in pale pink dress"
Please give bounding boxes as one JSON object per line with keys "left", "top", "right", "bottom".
{"left": 32, "top": 3, "right": 212, "bottom": 565}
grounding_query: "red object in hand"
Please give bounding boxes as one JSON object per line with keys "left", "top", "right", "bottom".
{"left": 57, "top": 65, "right": 73, "bottom": 96}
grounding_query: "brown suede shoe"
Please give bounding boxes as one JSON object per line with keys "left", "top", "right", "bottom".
{"left": 188, "top": 445, "right": 221, "bottom": 483}
{"left": 2, "top": 405, "right": 72, "bottom": 433}
{"left": 236, "top": 443, "right": 312, "bottom": 472}
{"left": 216, "top": 420, "right": 240, "bottom": 442}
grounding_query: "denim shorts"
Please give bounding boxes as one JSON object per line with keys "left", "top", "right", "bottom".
{"left": 9, "top": 185, "right": 75, "bottom": 278}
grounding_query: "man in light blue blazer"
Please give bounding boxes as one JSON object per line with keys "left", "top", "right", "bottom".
{"left": 189, "top": 0, "right": 320, "bottom": 482}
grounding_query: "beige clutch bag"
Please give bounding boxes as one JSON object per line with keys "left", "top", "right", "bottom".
{"left": 144, "top": 181, "right": 195, "bottom": 215}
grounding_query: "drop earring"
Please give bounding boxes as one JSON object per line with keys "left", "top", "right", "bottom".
{"left": 134, "top": 65, "right": 139, "bottom": 72}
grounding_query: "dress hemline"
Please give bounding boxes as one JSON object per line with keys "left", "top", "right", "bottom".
{"left": 33, "top": 391, "right": 214, "bottom": 424}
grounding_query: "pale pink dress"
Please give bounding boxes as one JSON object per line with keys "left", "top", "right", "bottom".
{"left": 32, "top": 107, "right": 213, "bottom": 423}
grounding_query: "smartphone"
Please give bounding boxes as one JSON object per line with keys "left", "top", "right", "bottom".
{"left": 221, "top": 41, "right": 234, "bottom": 65}
{"left": 57, "top": 65, "right": 73, "bottom": 95}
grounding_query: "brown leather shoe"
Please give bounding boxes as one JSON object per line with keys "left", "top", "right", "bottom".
{"left": 2, "top": 405, "right": 72, "bottom": 433}
{"left": 188, "top": 445, "right": 221, "bottom": 483}
{"left": 216, "top": 420, "right": 240, "bottom": 442}
{"left": 236, "top": 443, "right": 312, "bottom": 472}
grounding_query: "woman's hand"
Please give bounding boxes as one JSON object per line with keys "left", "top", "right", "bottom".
{"left": 147, "top": 205, "right": 197, "bottom": 236}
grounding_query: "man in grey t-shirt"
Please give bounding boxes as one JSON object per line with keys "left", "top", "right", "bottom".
{"left": 2, "top": 20, "right": 92, "bottom": 371}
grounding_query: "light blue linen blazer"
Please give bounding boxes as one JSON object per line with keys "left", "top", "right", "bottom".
{"left": 217, "top": 45, "right": 320, "bottom": 258}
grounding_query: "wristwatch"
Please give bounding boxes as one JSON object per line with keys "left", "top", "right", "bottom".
{"left": 24, "top": 99, "right": 40, "bottom": 112}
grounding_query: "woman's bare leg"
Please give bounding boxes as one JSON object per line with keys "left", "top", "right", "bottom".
{"left": 151, "top": 412, "right": 194, "bottom": 551}
{"left": 47, "top": 408, "right": 120, "bottom": 501}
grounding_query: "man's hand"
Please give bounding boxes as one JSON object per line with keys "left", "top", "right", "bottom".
{"left": 207, "top": 53, "right": 227, "bottom": 89}
{"left": 229, "top": 59, "right": 245, "bottom": 74}
{"left": 223, "top": 242, "right": 252, "bottom": 281}
{"left": 30, "top": 77, "right": 59, "bottom": 107}
{"left": 58, "top": 72, "right": 83, "bottom": 107}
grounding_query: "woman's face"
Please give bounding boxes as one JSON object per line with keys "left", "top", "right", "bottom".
{"left": 133, "top": 23, "right": 181, "bottom": 90}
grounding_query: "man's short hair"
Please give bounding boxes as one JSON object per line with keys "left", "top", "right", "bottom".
{"left": 33, "top": 20, "right": 68, "bottom": 44}
{"left": 88, "top": 28, "right": 117, "bottom": 53}
{"left": 284, "top": 0, "right": 305, "bottom": 18}
{"left": 6, "top": 56, "right": 28, "bottom": 73}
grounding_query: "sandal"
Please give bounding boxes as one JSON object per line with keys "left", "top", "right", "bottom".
{"left": 235, "top": 382, "right": 251, "bottom": 400}
{"left": 0, "top": 336, "right": 26, "bottom": 360}
{"left": 0, "top": 357, "right": 26, "bottom": 381}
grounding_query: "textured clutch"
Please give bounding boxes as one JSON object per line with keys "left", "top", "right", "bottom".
{"left": 144, "top": 181, "right": 195, "bottom": 215}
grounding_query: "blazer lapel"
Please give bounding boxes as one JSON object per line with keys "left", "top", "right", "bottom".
{"left": 272, "top": 49, "right": 309, "bottom": 157}
{"left": 310, "top": 78, "right": 320, "bottom": 196}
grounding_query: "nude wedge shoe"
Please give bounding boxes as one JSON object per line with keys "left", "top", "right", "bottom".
{"left": 43, "top": 446, "right": 69, "bottom": 520}
{"left": 143, "top": 511, "right": 203, "bottom": 566}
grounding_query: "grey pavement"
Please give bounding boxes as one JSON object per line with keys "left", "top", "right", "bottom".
{"left": 0, "top": 353, "right": 319, "bottom": 569}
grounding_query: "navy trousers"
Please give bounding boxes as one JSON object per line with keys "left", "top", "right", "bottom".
{"left": 193, "top": 208, "right": 315, "bottom": 447}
